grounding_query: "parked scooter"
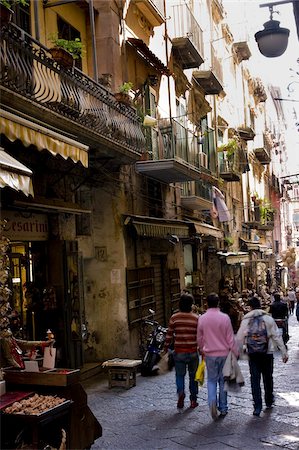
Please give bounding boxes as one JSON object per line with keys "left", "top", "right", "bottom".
{"left": 140, "top": 309, "right": 168, "bottom": 376}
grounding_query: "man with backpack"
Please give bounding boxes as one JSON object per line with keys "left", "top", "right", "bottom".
{"left": 236, "top": 297, "right": 288, "bottom": 417}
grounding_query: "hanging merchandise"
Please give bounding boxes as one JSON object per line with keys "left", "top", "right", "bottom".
{"left": 212, "top": 186, "right": 231, "bottom": 222}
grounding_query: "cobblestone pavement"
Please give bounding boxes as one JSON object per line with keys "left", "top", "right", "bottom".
{"left": 84, "top": 314, "right": 299, "bottom": 450}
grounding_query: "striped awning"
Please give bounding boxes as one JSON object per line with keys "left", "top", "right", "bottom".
{"left": 124, "top": 215, "right": 190, "bottom": 238}
{"left": 193, "top": 222, "right": 223, "bottom": 239}
{"left": 0, "top": 148, "right": 33, "bottom": 196}
{"left": 0, "top": 110, "right": 88, "bottom": 168}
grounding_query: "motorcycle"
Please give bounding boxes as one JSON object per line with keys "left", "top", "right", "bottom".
{"left": 274, "top": 318, "right": 289, "bottom": 347}
{"left": 140, "top": 309, "right": 168, "bottom": 376}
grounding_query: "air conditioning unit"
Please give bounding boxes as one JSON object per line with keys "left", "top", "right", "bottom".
{"left": 199, "top": 152, "right": 208, "bottom": 169}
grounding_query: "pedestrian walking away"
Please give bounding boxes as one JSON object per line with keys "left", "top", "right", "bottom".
{"left": 287, "top": 288, "right": 296, "bottom": 315}
{"left": 236, "top": 296, "right": 288, "bottom": 417}
{"left": 197, "top": 293, "right": 238, "bottom": 421}
{"left": 269, "top": 292, "right": 289, "bottom": 346}
{"left": 164, "top": 293, "right": 199, "bottom": 410}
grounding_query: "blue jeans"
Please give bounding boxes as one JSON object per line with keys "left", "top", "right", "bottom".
{"left": 249, "top": 353, "right": 274, "bottom": 412}
{"left": 174, "top": 352, "right": 198, "bottom": 401}
{"left": 205, "top": 356, "right": 228, "bottom": 413}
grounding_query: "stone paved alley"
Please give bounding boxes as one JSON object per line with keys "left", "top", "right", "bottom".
{"left": 84, "top": 315, "right": 299, "bottom": 450}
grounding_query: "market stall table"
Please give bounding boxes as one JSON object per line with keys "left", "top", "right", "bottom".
{"left": 3, "top": 368, "right": 102, "bottom": 449}
{"left": 1, "top": 391, "right": 72, "bottom": 449}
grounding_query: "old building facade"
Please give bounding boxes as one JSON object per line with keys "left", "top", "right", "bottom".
{"left": 0, "top": 0, "right": 290, "bottom": 366}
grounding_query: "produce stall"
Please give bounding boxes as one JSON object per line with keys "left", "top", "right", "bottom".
{"left": 2, "top": 368, "right": 102, "bottom": 449}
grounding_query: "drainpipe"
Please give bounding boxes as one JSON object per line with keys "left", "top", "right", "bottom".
{"left": 89, "top": 0, "right": 98, "bottom": 82}
{"left": 33, "top": 1, "right": 40, "bottom": 41}
{"left": 163, "top": 0, "right": 172, "bottom": 120}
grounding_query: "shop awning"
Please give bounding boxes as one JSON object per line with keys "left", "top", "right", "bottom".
{"left": 217, "top": 251, "right": 249, "bottom": 265}
{"left": 0, "top": 148, "right": 33, "bottom": 196}
{"left": 0, "top": 110, "right": 88, "bottom": 168}
{"left": 124, "top": 215, "right": 190, "bottom": 238}
{"left": 193, "top": 222, "right": 223, "bottom": 239}
{"left": 127, "top": 38, "right": 170, "bottom": 75}
{"left": 14, "top": 197, "right": 91, "bottom": 215}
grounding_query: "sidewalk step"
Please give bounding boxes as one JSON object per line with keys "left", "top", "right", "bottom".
{"left": 80, "top": 362, "right": 104, "bottom": 381}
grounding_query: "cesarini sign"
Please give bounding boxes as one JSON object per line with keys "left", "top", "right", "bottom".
{"left": 2, "top": 210, "right": 48, "bottom": 241}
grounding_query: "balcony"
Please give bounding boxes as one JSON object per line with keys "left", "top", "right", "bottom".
{"left": 133, "top": 0, "right": 165, "bottom": 27}
{"left": 181, "top": 180, "right": 213, "bottom": 211}
{"left": 232, "top": 42, "right": 251, "bottom": 64}
{"left": 252, "top": 130, "right": 271, "bottom": 164}
{"left": 254, "top": 147, "right": 271, "bottom": 164}
{"left": 237, "top": 126, "right": 255, "bottom": 141}
{"left": 243, "top": 208, "right": 275, "bottom": 231}
{"left": 193, "top": 46, "right": 223, "bottom": 95}
{"left": 218, "top": 154, "right": 241, "bottom": 182}
{"left": 0, "top": 24, "right": 145, "bottom": 165}
{"left": 171, "top": 3, "right": 204, "bottom": 69}
{"left": 135, "top": 118, "right": 217, "bottom": 184}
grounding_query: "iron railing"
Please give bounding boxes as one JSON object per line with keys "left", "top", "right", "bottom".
{"left": 182, "top": 180, "right": 212, "bottom": 201}
{"left": 218, "top": 153, "right": 239, "bottom": 173}
{"left": 171, "top": 3, "right": 204, "bottom": 58}
{"left": 144, "top": 117, "right": 205, "bottom": 169}
{"left": 0, "top": 24, "right": 145, "bottom": 154}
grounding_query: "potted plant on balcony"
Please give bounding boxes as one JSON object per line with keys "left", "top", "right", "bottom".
{"left": 260, "top": 203, "right": 275, "bottom": 225}
{"left": 0, "top": 0, "right": 28, "bottom": 24}
{"left": 114, "top": 82, "right": 133, "bottom": 106}
{"left": 217, "top": 139, "right": 238, "bottom": 159}
{"left": 224, "top": 236, "right": 234, "bottom": 249}
{"left": 49, "top": 36, "right": 84, "bottom": 69}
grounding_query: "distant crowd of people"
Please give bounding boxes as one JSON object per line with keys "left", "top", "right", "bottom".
{"left": 164, "top": 284, "right": 299, "bottom": 420}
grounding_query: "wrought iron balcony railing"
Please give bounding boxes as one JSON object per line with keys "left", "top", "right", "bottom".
{"left": 218, "top": 152, "right": 241, "bottom": 182}
{"left": 182, "top": 180, "right": 212, "bottom": 201}
{"left": 0, "top": 24, "right": 145, "bottom": 156}
{"left": 171, "top": 3, "right": 204, "bottom": 69}
{"left": 143, "top": 117, "right": 209, "bottom": 170}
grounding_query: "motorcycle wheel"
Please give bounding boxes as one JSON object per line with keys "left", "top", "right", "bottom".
{"left": 140, "top": 353, "right": 158, "bottom": 376}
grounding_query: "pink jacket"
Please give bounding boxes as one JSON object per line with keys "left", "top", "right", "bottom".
{"left": 197, "top": 308, "right": 238, "bottom": 357}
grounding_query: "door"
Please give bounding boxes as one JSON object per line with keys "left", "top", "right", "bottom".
{"left": 151, "top": 255, "right": 167, "bottom": 326}
{"left": 48, "top": 240, "right": 84, "bottom": 368}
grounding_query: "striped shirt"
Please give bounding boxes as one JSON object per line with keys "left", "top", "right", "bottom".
{"left": 164, "top": 312, "right": 199, "bottom": 354}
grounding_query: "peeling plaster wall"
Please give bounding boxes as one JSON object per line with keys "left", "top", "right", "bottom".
{"left": 79, "top": 180, "right": 134, "bottom": 361}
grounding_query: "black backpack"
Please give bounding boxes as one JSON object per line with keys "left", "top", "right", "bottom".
{"left": 246, "top": 315, "right": 268, "bottom": 354}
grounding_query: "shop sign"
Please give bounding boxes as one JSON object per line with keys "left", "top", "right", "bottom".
{"left": 1, "top": 210, "right": 48, "bottom": 241}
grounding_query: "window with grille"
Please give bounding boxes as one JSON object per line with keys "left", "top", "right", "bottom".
{"left": 126, "top": 267, "right": 155, "bottom": 327}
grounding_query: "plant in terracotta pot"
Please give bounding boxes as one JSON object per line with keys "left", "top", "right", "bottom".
{"left": 0, "top": 0, "right": 28, "bottom": 24}
{"left": 49, "top": 35, "right": 84, "bottom": 69}
{"left": 114, "top": 81, "right": 133, "bottom": 105}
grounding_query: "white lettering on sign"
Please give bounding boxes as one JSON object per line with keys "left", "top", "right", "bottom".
{"left": 1, "top": 210, "right": 48, "bottom": 241}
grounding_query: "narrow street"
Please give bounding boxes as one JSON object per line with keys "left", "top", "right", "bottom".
{"left": 84, "top": 315, "right": 299, "bottom": 450}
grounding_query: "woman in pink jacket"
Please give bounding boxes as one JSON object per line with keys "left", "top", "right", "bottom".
{"left": 197, "top": 293, "right": 238, "bottom": 420}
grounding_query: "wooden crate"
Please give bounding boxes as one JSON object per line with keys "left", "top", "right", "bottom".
{"left": 102, "top": 359, "right": 142, "bottom": 389}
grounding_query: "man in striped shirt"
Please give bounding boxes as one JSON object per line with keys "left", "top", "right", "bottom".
{"left": 164, "top": 293, "right": 199, "bottom": 410}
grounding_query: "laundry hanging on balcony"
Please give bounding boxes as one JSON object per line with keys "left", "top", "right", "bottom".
{"left": 212, "top": 186, "right": 230, "bottom": 222}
